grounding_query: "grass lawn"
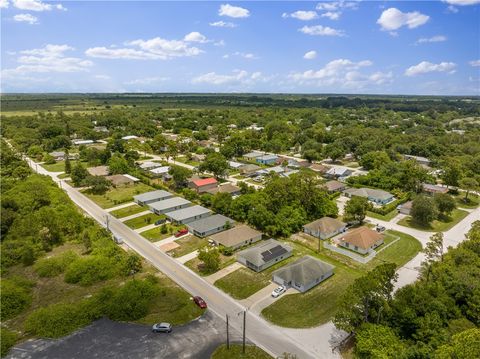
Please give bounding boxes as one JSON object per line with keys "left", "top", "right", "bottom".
{"left": 398, "top": 208, "right": 469, "bottom": 232}
{"left": 185, "top": 254, "right": 236, "bottom": 276}
{"left": 367, "top": 209, "right": 398, "bottom": 222}
{"left": 82, "top": 183, "right": 154, "bottom": 209}
{"left": 41, "top": 160, "right": 75, "bottom": 172}
{"left": 57, "top": 173, "right": 71, "bottom": 179}
{"left": 210, "top": 344, "right": 272, "bottom": 359}
{"left": 169, "top": 236, "right": 208, "bottom": 258}
{"left": 454, "top": 193, "right": 479, "bottom": 209}
{"left": 110, "top": 204, "right": 145, "bottom": 218}
{"left": 141, "top": 223, "right": 184, "bottom": 242}
{"left": 123, "top": 213, "right": 165, "bottom": 230}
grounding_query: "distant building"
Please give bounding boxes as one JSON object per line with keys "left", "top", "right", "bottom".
{"left": 87, "top": 165, "right": 109, "bottom": 177}
{"left": 165, "top": 205, "right": 212, "bottom": 224}
{"left": 344, "top": 187, "right": 394, "bottom": 205}
{"left": 422, "top": 183, "right": 448, "bottom": 196}
{"left": 93, "top": 126, "right": 108, "bottom": 133}
{"left": 205, "top": 183, "right": 241, "bottom": 196}
{"left": 191, "top": 153, "right": 206, "bottom": 162}
{"left": 139, "top": 161, "right": 162, "bottom": 170}
{"left": 256, "top": 154, "right": 278, "bottom": 165}
{"left": 239, "top": 164, "right": 261, "bottom": 176}
{"left": 243, "top": 151, "right": 263, "bottom": 161}
{"left": 187, "top": 214, "right": 234, "bottom": 237}
{"left": 188, "top": 177, "right": 218, "bottom": 193}
{"left": 403, "top": 154, "right": 431, "bottom": 167}
{"left": 339, "top": 227, "right": 384, "bottom": 255}
{"left": 73, "top": 139, "right": 94, "bottom": 146}
{"left": 325, "top": 167, "right": 353, "bottom": 179}
{"left": 323, "top": 180, "right": 346, "bottom": 193}
{"left": 133, "top": 190, "right": 174, "bottom": 206}
{"left": 149, "top": 197, "right": 192, "bottom": 215}
{"left": 105, "top": 174, "right": 139, "bottom": 187}
{"left": 149, "top": 166, "right": 171, "bottom": 179}
{"left": 310, "top": 164, "right": 330, "bottom": 174}
{"left": 303, "top": 217, "right": 346, "bottom": 240}
{"left": 209, "top": 225, "right": 262, "bottom": 250}
{"left": 236, "top": 239, "right": 292, "bottom": 272}
{"left": 228, "top": 161, "right": 244, "bottom": 169}
{"left": 122, "top": 135, "right": 138, "bottom": 141}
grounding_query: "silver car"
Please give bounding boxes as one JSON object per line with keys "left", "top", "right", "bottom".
{"left": 152, "top": 323, "right": 172, "bottom": 333}
{"left": 271, "top": 285, "right": 287, "bottom": 298}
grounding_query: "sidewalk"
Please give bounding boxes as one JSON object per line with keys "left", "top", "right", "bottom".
{"left": 205, "top": 262, "right": 243, "bottom": 284}
{"left": 105, "top": 202, "right": 137, "bottom": 212}
{"left": 177, "top": 250, "right": 199, "bottom": 264}
{"left": 120, "top": 210, "right": 151, "bottom": 222}
{"left": 135, "top": 223, "right": 157, "bottom": 233}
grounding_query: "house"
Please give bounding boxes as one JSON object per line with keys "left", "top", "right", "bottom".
{"left": 188, "top": 177, "right": 218, "bottom": 193}
{"left": 256, "top": 154, "right": 278, "bottom": 165}
{"left": 325, "top": 167, "right": 353, "bottom": 179}
{"left": 236, "top": 239, "right": 292, "bottom": 272}
{"left": 255, "top": 166, "right": 286, "bottom": 176}
{"left": 344, "top": 188, "right": 394, "bottom": 205}
{"left": 205, "top": 183, "right": 242, "bottom": 196}
{"left": 149, "top": 166, "right": 170, "bottom": 179}
{"left": 87, "top": 165, "right": 109, "bottom": 177}
{"left": 422, "top": 183, "right": 448, "bottom": 196}
{"left": 72, "top": 139, "right": 94, "bottom": 146}
{"left": 93, "top": 126, "right": 108, "bottom": 133}
{"left": 121, "top": 135, "right": 138, "bottom": 141}
{"left": 192, "top": 153, "right": 206, "bottom": 162}
{"left": 105, "top": 174, "right": 139, "bottom": 187}
{"left": 149, "top": 197, "right": 192, "bottom": 215}
{"left": 282, "top": 158, "right": 310, "bottom": 169}
{"left": 133, "top": 190, "right": 174, "bottom": 206}
{"left": 239, "top": 164, "right": 262, "bottom": 176}
{"left": 246, "top": 124, "right": 264, "bottom": 131}
{"left": 243, "top": 151, "right": 263, "bottom": 161}
{"left": 323, "top": 180, "right": 346, "bottom": 193}
{"left": 209, "top": 225, "right": 262, "bottom": 250}
{"left": 398, "top": 201, "right": 413, "bottom": 215}
{"left": 49, "top": 151, "right": 66, "bottom": 161}
{"left": 403, "top": 154, "right": 431, "bottom": 167}
{"left": 187, "top": 214, "right": 234, "bottom": 237}
{"left": 139, "top": 161, "right": 162, "bottom": 170}
{"left": 228, "top": 161, "right": 243, "bottom": 169}
{"left": 165, "top": 205, "right": 212, "bottom": 224}
{"left": 272, "top": 256, "right": 334, "bottom": 293}
{"left": 339, "top": 227, "right": 384, "bottom": 255}
{"left": 310, "top": 164, "right": 331, "bottom": 174}
{"left": 303, "top": 217, "right": 346, "bottom": 240}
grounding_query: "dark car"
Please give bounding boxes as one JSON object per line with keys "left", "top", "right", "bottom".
{"left": 155, "top": 218, "right": 167, "bottom": 225}
{"left": 152, "top": 323, "right": 172, "bottom": 333}
{"left": 193, "top": 296, "right": 207, "bottom": 309}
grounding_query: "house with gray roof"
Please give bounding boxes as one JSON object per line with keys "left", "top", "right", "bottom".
{"left": 272, "top": 256, "right": 334, "bottom": 293}
{"left": 236, "top": 239, "right": 292, "bottom": 272}
{"left": 148, "top": 197, "right": 191, "bottom": 215}
{"left": 325, "top": 167, "right": 353, "bottom": 179}
{"left": 209, "top": 225, "right": 262, "bottom": 250}
{"left": 133, "top": 190, "right": 174, "bottom": 206}
{"left": 303, "top": 217, "right": 346, "bottom": 240}
{"left": 187, "top": 214, "right": 234, "bottom": 238}
{"left": 344, "top": 187, "right": 394, "bottom": 205}
{"left": 256, "top": 154, "right": 278, "bottom": 165}
{"left": 165, "top": 205, "right": 212, "bottom": 224}
{"left": 243, "top": 151, "right": 263, "bottom": 160}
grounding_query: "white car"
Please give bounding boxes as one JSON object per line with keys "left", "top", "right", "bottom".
{"left": 271, "top": 285, "right": 287, "bottom": 298}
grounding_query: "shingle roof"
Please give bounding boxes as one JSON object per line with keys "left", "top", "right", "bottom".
{"left": 237, "top": 239, "right": 292, "bottom": 267}
{"left": 133, "top": 190, "right": 173, "bottom": 203}
{"left": 187, "top": 214, "right": 234, "bottom": 233}
{"left": 340, "top": 227, "right": 383, "bottom": 250}
{"left": 344, "top": 187, "right": 393, "bottom": 201}
{"left": 257, "top": 154, "right": 278, "bottom": 161}
{"left": 206, "top": 183, "right": 241, "bottom": 195}
{"left": 148, "top": 197, "right": 190, "bottom": 212}
{"left": 273, "top": 256, "right": 334, "bottom": 285}
{"left": 324, "top": 180, "right": 345, "bottom": 191}
{"left": 165, "top": 205, "right": 211, "bottom": 221}
{"left": 422, "top": 183, "right": 448, "bottom": 194}
{"left": 304, "top": 217, "right": 346, "bottom": 234}
{"left": 209, "top": 225, "right": 262, "bottom": 248}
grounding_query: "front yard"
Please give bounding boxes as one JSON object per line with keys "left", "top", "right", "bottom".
{"left": 184, "top": 254, "right": 236, "bottom": 276}
{"left": 110, "top": 204, "right": 145, "bottom": 218}
{"left": 123, "top": 213, "right": 165, "bottom": 230}
{"left": 366, "top": 209, "right": 398, "bottom": 222}
{"left": 82, "top": 183, "right": 155, "bottom": 208}
{"left": 210, "top": 344, "right": 272, "bottom": 359}
{"left": 141, "top": 223, "right": 184, "bottom": 242}
{"left": 454, "top": 193, "right": 479, "bottom": 209}
{"left": 398, "top": 208, "right": 469, "bottom": 232}
{"left": 168, "top": 235, "right": 208, "bottom": 258}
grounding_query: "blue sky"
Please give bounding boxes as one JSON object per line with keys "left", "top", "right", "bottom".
{"left": 1, "top": 0, "right": 479, "bottom": 95}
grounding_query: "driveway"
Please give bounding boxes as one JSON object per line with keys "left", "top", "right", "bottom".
{"left": 7, "top": 312, "right": 241, "bottom": 359}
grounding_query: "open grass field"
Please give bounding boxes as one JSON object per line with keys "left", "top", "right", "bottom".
{"left": 110, "top": 204, "right": 145, "bottom": 218}
{"left": 184, "top": 254, "right": 236, "bottom": 276}
{"left": 169, "top": 236, "right": 208, "bottom": 258}
{"left": 41, "top": 160, "right": 84, "bottom": 173}
{"left": 141, "top": 223, "right": 184, "bottom": 242}
{"left": 210, "top": 344, "right": 272, "bottom": 359}
{"left": 82, "top": 183, "right": 154, "bottom": 209}
{"left": 123, "top": 213, "right": 165, "bottom": 230}
{"left": 398, "top": 208, "right": 469, "bottom": 232}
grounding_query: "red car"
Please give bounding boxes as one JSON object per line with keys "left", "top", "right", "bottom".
{"left": 193, "top": 296, "right": 207, "bottom": 309}
{"left": 175, "top": 228, "right": 188, "bottom": 237}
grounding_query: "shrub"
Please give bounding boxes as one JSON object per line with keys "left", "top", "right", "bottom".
{"left": 368, "top": 195, "right": 410, "bottom": 216}
{"left": 1, "top": 328, "right": 17, "bottom": 357}
{"left": 0, "top": 278, "right": 33, "bottom": 321}
{"left": 34, "top": 251, "right": 79, "bottom": 277}
{"left": 64, "top": 256, "right": 114, "bottom": 285}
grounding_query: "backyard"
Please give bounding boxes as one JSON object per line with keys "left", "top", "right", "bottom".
{"left": 398, "top": 208, "right": 469, "bottom": 232}
{"left": 123, "top": 213, "right": 165, "bottom": 230}
{"left": 82, "top": 183, "right": 155, "bottom": 209}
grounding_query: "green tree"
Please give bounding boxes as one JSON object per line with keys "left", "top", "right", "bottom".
{"left": 359, "top": 151, "right": 392, "bottom": 170}
{"left": 198, "top": 152, "right": 229, "bottom": 178}
{"left": 355, "top": 323, "right": 406, "bottom": 359}
{"left": 107, "top": 154, "right": 129, "bottom": 174}
{"left": 64, "top": 148, "right": 72, "bottom": 174}
{"left": 441, "top": 160, "right": 463, "bottom": 189}
{"left": 168, "top": 165, "right": 192, "bottom": 188}
{"left": 459, "top": 177, "right": 478, "bottom": 202}
{"left": 343, "top": 196, "right": 369, "bottom": 224}
{"left": 434, "top": 328, "right": 480, "bottom": 359}
{"left": 433, "top": 193, "right": 456, "bottom": 217}
{"left": 71, "top": 162, "right": 89, "bottom": 187}
{"left": 198, "top": 247, "right": 220, "bottom": 273}
{"left": 212, "top": 192, "right": 232, "bottom": 215}
{"left": 123, "top": 253, "right": 142, "bottom": 275}
{"left": 422, "top": 232, "right": 444, "bottom": 282}
{"left": 43, "top": 153, "right": 56, "bottom": 164}
{"left": 85, "top": 176, "right": 111, "bottom": 195}
{"left": 411, "top": 195, "right": 438, "bottom": 226}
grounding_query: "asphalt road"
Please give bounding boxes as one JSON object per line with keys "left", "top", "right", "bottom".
{"left": 7, "top": 312, "right": 241, "bottom": 359}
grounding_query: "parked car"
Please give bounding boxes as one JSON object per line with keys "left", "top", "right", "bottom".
{"left": 152, "top": 323, "right": 172, "bottom": 333}
{"left": 193, "top": 296, "right": 207, "bottom": 309}
{"left": 155, "top": 218, "right": 167, "bottom": 225}
{"left": 271, "top": 285, "right": 287, "bottom": 298}
{"left": 376, "top": 225, "right": 386, "bottom": 232}
{"left": 175, "top": 228, "right": 188, "bottom": 237}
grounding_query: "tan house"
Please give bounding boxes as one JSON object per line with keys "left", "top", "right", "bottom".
{"left": 339, "top": 227, "right": 384, "bottom": 255}
{"left": 303, "top": 217, "right": 346, "bottom": 240}
{"left": 105, "top": 174, "right": 139, "bottom": 187}
{"left": 310, "top": 164, "right": 330, "bottom": 174}
{"left": 209, "top": 225, "right": 262, "bottom": 250}
{"left": 87, "top": 165, "right": 109, "bottom": 177}
{"left": 323, "top": 180, "right": 346, "bottom": 193}
{"left": 239, "top": 164, "right": 261, "bottom": 176}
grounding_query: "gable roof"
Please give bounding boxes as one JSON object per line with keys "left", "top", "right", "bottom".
{"left": 237, "top": 239, "right": 292, "bottom": 267}
{"left": 273, "top": 256, "right": 334, "bottom": 285}
{"left": 326, "top": 167, "right": 351, "bottom": 176}
{"left": 87, "top": 165, "right": 109, "bottom": 177}
{"left": 340, "top": 227, "right": 383, "bottom": 250}
{"left": 133, "top": 190, "right": 173, "bottom": 203}
{"left": 209, "top": 225, "right": 262, "bottom": 248}
{"left": 165, "top": 205, "right": 211, "bottom": 221}
{"left": 324, "top": 180, "right": 345, "bottom": 191}
{"left": 192, "top": 177, "right": 218, "bottom": 187}
{"left": 304, "top": 217, "right": 346, "bottom": 234}
{"left": 422, "top": 183, "right": 448, "bottom": 194}
{"left": 187, "top": 214, "right": 234, "bottom": 233}
{"left": 149, "top": 197, "right": 191, "bottom": 211}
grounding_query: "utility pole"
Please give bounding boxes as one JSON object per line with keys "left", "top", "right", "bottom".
{"left": 105, "top": 214, "right": 110, "bottom": 230}
{"left": 242, "top": 310, "right": 246, "bottom": 354}
{"left": 226, "top": 314, "right": 230, "bottom": 349}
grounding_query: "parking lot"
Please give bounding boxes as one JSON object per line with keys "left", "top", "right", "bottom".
{"left": 7, "top": 312, "right": 242, "bottom": 359}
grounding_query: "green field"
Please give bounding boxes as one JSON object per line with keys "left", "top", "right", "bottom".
{"left": 454, "top": 193, "right": 479, "bottom": 209}
{"left": 123, "top": 213, "right": 165, "bottom": 230}
{"left": 210, "top": 344, "right": 272, "bottom": 359}
{"left": 82, "top": 183, "right": 154, "bottom": 208}
{"left": 185, "top": 254, "right": 236, "bottom": 276}
{"left": 141, "top": 224, "right": 184, "bottom": 242}
{"left": 398, "top": 208, "right": 469, "bottom": 232}
{"left": 169, "top": 236, "right": 208, "bottom": 258}
{"left": 110, "top": 204, "right": 146, "bottom": 218}
{"left": 41, "top": 160, "right": 79, "bottom": 173}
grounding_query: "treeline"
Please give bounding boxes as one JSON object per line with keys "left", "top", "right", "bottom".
{"left": 334, "top": 222, "right": 480, "bottom": 358}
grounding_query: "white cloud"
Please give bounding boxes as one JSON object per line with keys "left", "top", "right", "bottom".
{"left": 469, "top": 60, "right": 480, "bottom": 67}
{"left": 299, "top": 25, "right": 345, "bottom": 36}
{"left": 289, "top": 59, "right": 391, "bottom": 89}
{"left": 321, "top": 11, "right": 341, "bottom": 20}
{"left": 2, "top": 44, "right": 92, "bottom": 79}
{"left": 12, "top": 0, "right": 66, "bottom": 11}
{"left": 304, "top": 50, "right": 317, "bottom": 60}
{"left": 377, "top": 8, "right": 429, "bottom": 31}
{"left": 442, "top": 0, "right": 480, "bottom": 5}
{"left": 218, "top": 4, "right": 250, "bottom": 18}
{"left": 209, "top": 20, "right": 237, "bottom": 28}
{"left": 416, "top": 35, "right": 447, "bottom": 44}
{"left": 282, "top": 10, "right": 318, "bottom": 21}
{"left": 124, "top": 77, "right": 169, "bottom": 85}
{"left": 86, "top": 34, "right": 204, "bottom": 60}
{"left": 405, "top": 61, "right": 456, "bottom": 76}
{"left": 223, "top": 51, "right": 259, "bottom": 59}
{"left": 193, "top": 70, "right": 263, "bottom": 85}
{"left": 94, "top": 75, "right": 110, "bottom": 80}
{"left": 184, "top": 32, "right": 208, "bottom": 43}
{"left": 0, "top": 0, "right": 9, "bottom": 8}
{"left": 13, "top": 13, "right": 38, "bottom": 24}
{"left": 446, "top": 5, "right": 459, "bottom": 12}
{"left": 315, "top": 1, "right": 358, "bottom": 19}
